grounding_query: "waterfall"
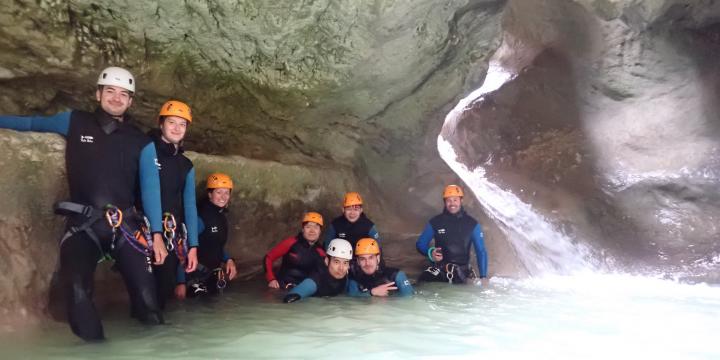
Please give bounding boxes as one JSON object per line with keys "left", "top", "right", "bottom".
{"left": 438, "top": 62, "right": 596, "bottom": 274}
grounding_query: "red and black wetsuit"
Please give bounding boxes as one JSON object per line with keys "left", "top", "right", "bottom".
{"left": 264, "top": 234, "right": 326, "bottom": 287}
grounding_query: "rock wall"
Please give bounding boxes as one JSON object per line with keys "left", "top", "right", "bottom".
{"left": 442, "top": 0, "right": 720, "bottom": 279}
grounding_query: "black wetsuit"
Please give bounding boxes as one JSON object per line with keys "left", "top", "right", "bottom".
{"left": 146, "top": 129, "right": 197, "bottom": 308}
{"left": 0, "top": 109, "right": 166, "bottom": 341}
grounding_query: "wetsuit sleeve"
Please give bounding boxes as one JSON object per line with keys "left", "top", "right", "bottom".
{"left": 394, "top": 271, "right": 414, "bottom": 297}
{"left": 287, "top": 278, "right": 318, "bottom": 300}
{"left": 263, "top": 237, "right": 297, "bottom": 282}
{"left": 347, "top": 279, "right": 370, "bottom": 297}
{"left": 176, "top": 264, "right": 186, "bottom": 284}
{"left": 197, "top": 217, "right": 205, "bottom": 234}
{"left": 415, "top": 222, "right": 435, "bottom": 257}
{"left": 471, "top": 224, "right": 488, "bottom": 278}
{"left": 369, "top": 225, "right": 381, "bottom": 243}
{"left": 183, "top": 167, "right": 199, "bottom": 248}
{"left": 324, "top": 224, "right": 337, "bottom": 250}
{"left": 0, "top": 111, "right": 71, "bottom": 135}
{"left": 139, "top": 143, "right": 163, "bottom": 233}
{"left": 223, "top": 250, "right": 231, "bottom": 262}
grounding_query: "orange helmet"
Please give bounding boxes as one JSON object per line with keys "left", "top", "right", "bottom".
{"left": 206, "top": 173, "right": 233, "bottom": 190}
{"left": 302, "top": 212, "right": 324, "bottom": 227}
{"left": 158, "top": 100, "right": 192, "bottom": 123}
{"left": 355, "top": 237, "right": 380, "bottom": 256}
{"left": 443, "top": 184, "right": 464, "bottom": 198}
{"left": 343, "top": 192, "right": 363, "bottom": 207}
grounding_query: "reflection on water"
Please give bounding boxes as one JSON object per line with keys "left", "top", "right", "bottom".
{"left": 4, "top": 275, "right": 720, "bottom": 359}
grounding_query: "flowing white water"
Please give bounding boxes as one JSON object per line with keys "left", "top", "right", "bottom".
{"left": 438, "top": 62, "right": 595, "bottom": 274}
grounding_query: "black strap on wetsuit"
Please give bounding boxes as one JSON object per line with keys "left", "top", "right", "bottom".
{"left": 55, "top": 201, "right": 108, "bottom": 260}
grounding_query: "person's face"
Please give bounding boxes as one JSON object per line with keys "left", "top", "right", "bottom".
{"left": 302, "top": 222, "right": 321, "bottom": 243}
{"left": 96, "top": 85, "right": 132, "bottom": 117}
{"left": 209, "top": 188, "right": 231, "bottom": 208}
{"left": 325, "top": 256, "right": 350, "bottom": 279}
{"left": 343, "top": 205, "right": 362, "bottom": 223}
{"left": 160, "top": 115, "right": 188, "bottom": 144}
{"left": 357, "top": 254, "right": 380, "bottom": 275}
{"left": 444, "top": 196, "right": 462, "bottom": 214}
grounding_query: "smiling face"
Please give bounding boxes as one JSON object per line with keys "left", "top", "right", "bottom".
{"left": 159, "top": 115, "right": 188, "bottom": 144}
{"left": 96, "top": 85, "right": 133, "bottom": 117}
{"left": 343, "top": 205, "right": 362, "bottom": 223}
{"left": 357, "top": 253, "right": 380, "bottom": 275}
{"left": 302, "top": 222, "right": 321, "bottom": 244}
{"left": 208, "top": 188, "right": 231, "bottom": 208}
{"left": 325, "top": 256, "right": 350, "bottom": 279}
{"left": 444, "top": 196, "right": 462, "bottom": 214}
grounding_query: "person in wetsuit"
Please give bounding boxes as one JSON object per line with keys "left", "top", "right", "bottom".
{"left": 144, "top": 100, "right": 199, "bottom": 307}
{"left": 324, "top": 192, "right": 381, "bottom": 249}
{"left": 264, "top": 212, "right": 326, "bottom": 289}
{"left": 347, "top": 238, "right": 413, "bottom": 297}
{"left": 175, "top": 173, "right": 238, "bottom": 298}
{"left": 0, "top": 67, "right": 167, "bottom": 341}
{"left": 415, "top": 185, "right": 489, "bottom": 286}
{"left": 283, "top": 238, "right": 353, "bottom": 303}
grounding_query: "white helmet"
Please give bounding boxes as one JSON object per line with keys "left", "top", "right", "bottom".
{"left": 326, "top": 239, "right": 353, "bottom": 260}
{"left": 97, "top": 66, "right": 135, "bottom": 93}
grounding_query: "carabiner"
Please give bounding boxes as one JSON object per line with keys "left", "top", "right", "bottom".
{"left": 104, "top": 206, "right": 123, "bottom": 229}
{"left": 162, "top": 212, "right": 177, "bottom": 244}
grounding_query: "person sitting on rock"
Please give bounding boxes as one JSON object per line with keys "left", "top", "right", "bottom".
{"left": 324, "top": 192, "right": 381, "bottom": 249}
{"left": 264, "top": 212, "right": 326, "bottom": 289}
{"left": 415, "top": 185, "right": 489, "bottom": 286}
{"left": 283, "top": 238, "right": 353, "bottom": 303}
{"left": 144, "top": 100, "right": 199, "bottom": 307}
{"left": 175, "top": 173, "right": 238, "bottom": 298}
{"left": 347, "top": 238, "right": 413, "bottom": 297}
{"left": 0, "top": 67, "right": 167, "bottom": 341}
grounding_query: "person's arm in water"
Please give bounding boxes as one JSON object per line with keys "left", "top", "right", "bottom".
{"left": 347, "top": 279, "right": 371, "bottom": 297}
{"left": 182, "top": 167, "right": 199, "bottom": 272}
{"left": 263, "top": 237, "right": 297, "bottom": 288}
{"left": 139, "top": 143, "right": 168, "bottom": 265}
{"left": 471, "top": 224, "right": 489, "bottom": 280}
{"left": 283, "top": 278, "right": 318, "bottom": 303}
{"left": 416, "top": 222, "right": 442, "bottom": 262}
{"left": 0, "top": 112, "right": 71, "bottom": 135}
{"left": 394, "top": 271, "right": 414, "bottom": 297}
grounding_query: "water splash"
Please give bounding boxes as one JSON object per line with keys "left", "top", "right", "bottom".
{"left": 438, "top": 62, "right": 595, "bottom": 275}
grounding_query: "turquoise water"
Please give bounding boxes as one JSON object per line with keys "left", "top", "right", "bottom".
{"left": 4, "top": 273, "right": 720, "bottom": 359}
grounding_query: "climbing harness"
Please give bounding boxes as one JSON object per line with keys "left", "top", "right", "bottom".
{"left": 175, "top": 223, "right": 188, "bottom": 265}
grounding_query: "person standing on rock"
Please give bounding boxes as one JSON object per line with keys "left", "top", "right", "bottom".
{"left": 324, "top": 192, "right": 381, "bottom": 249}
{"left": 415, "top": 185, "right": 489, "bottom": 286}
{"left": 264, "top": 212, "right": 327, "bottom": 289}
{"left": 347, "top": 238, "right": 414, "bottom": 297}
{"left": 0, "top": 67, "right": 167, "bottom": 341}
{"left": 143, "top": 100, "right": 199, "bottom": 307}
{"left": 175, "top": 173, "right": 237, "bottom": 298}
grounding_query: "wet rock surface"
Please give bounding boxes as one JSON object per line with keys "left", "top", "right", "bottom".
{"left": 2, "top": 0, "right": 719, "bottom": 328}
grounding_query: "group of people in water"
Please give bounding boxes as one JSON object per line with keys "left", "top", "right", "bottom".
{"left": 0, "top": 67, "right": 489, "bottom": 342}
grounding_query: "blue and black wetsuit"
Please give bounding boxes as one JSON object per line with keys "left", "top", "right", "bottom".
{"left": 0, "top": 109, "right": 164, "bottom": 341}
{"left": 283, "top": 265, "right": 348, "bottom": 302}
{"left": 177, "top": 198, "right": 232, "bottom": 296}
{"left": 415, "top": 208, "right": 488, "bottom": 284}
{"left": 347, "top": 265, "right": 414, "bottom": 297}
{"left": 324, "top": 213, "right": 381, "bottom": 248}
{"left": 145, "top": 129, "right": 199, "bottom": 308}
